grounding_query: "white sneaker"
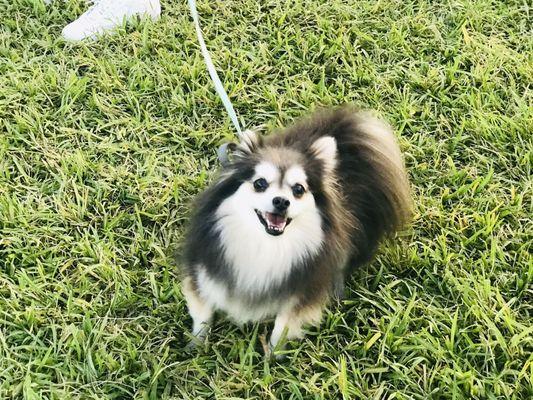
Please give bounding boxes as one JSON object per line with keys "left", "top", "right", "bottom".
{"left": 61, "top": 0, "right": 161, "bottom": 42}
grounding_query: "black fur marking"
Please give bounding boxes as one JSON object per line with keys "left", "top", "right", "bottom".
{"left": 184, "top": 159, "right": 256, "bottom": 288}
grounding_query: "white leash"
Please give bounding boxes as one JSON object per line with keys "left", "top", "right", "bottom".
{"left": 187, "top": 0, "right": 244, "bottom": 151}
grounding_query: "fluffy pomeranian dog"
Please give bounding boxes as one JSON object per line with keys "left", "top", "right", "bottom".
{"left": 182, "top": 106, "right": 411, "bottom": 355}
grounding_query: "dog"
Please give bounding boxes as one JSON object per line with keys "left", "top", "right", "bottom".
{"left": 181, "top": 106, "right": 411, "bottom": 356}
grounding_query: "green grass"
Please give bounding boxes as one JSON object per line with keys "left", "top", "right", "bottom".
{"left": 0, "top": 0, "right": 531, "bottom": 398}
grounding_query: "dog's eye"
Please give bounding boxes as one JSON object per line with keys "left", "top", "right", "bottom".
{"left": 292, "top": 184, "right": 305, "bottom": 198}
{"left": 253, "top": 178, "right": 269, "bottom": 192}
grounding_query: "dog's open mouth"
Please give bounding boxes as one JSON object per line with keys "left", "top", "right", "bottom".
{"left": 255, "top": 210, "right": 292, "bottom": 236}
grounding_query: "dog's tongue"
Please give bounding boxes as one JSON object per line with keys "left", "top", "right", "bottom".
{"left": 265, "top": 212, "right": 287, "bottom": 230}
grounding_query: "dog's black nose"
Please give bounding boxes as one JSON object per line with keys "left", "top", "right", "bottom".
{"left": 272, "top": 196, "right": 290, "bottom": 212}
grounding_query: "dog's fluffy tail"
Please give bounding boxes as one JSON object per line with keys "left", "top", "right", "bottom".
{"left": 332, "top": 107, "right": 412, "bottom": 267}
{"left": 342, "top": 109, "right": 411, "bottom": 223}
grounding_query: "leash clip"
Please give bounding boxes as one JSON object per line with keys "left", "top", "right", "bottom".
{"left": 217, "top": 142, "right": 237, "bottom": 167}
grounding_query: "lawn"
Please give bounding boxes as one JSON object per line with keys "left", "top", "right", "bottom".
{"left": 0, "top": 0, "right": 531, "bottom": 398}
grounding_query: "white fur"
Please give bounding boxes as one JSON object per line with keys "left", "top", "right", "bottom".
{"left": 200, "top": 161, "right": 324, "bottom": 322}
{"left": 254, "top": 161, "right": 279, "bottom": 183}
{"left": 310, "top": 136, "right": 337, "bottom": 173}
{"left": 269, "top": 302, "right": 322, "bottom": 348}
{"left": 182, "top": 277, "right": 213, "bottom": 335}
{"left": 284, "top": 165, "right": 308, "bottom": 189}
{"left": 195, "top": 267, "right": 295, "bottom": 323}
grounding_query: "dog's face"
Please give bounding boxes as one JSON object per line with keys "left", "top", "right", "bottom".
{"left": 215, "top": 131, "right": 337, "bottom": 238}
{"left": 239, "top": 161, "right": 314, "bottom": 236}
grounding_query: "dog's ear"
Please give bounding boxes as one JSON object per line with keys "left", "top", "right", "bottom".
{"left": 236, "top": 129, "right": 262, "bottom": 155}
{"left": 310, "top": 136, "right": 337, "bottom": 174}
{"left": 218, "top": 130, "right": 263, "bottom": 167}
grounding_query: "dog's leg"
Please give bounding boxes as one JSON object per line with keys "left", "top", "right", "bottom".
{"left": 268, "top": 313, "right": 291, "bottom": 357}
{"left": 182, "top": 277, "right": 213, "bottom": 350}
{"left": 268, "top": 303, "right": 322, "bottom": 359}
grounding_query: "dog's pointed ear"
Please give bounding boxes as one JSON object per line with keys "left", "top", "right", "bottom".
{"left": 310, "top": 136, "right": 337, "bottom": 174}
{"left": 236, "top": 129, "right": 262, "bottom": 155}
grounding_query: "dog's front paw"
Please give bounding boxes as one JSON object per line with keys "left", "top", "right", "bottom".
{"left": 184, "top": 340, "right": 199, "bottom": 354}
{"left": 184, "top": 335, "right": 206, "bottom": 354}
{"left": 269, "top": 344, "right": 287, "bottom": 362}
